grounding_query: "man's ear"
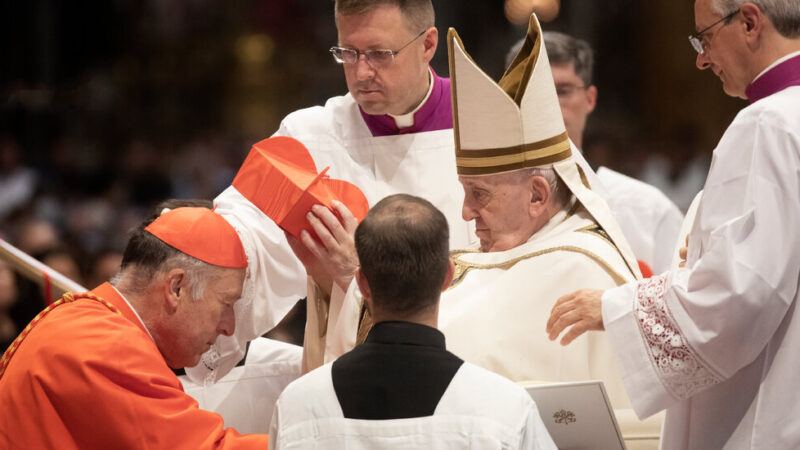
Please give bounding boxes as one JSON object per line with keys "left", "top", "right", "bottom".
{"left": 163, "top": 268, "right": 187, "bottom": 313}
{"left": 585, "top": 85, "right": 598, "bottom": 114}
{"left": 441, "top": 259, "right": 455, "bottom": 292}
{"left": 529, "top": 175, "right": 552, "bottom": 217}
{"left": 422, "top": 27, "right": 438, "bottom": 63}
{"left": 740, "top": 3, "right": 763, "bottom": 41}
{"left": 355, "top": 268, "right": 373, "bottom": 314}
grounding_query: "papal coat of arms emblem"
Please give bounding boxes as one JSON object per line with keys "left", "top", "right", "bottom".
{"left": 553, "top": 409, "right": 577, "bottom": 425}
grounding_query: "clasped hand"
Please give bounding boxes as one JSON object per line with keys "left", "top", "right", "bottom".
{"left": 286, "top": 200, "right": 359, "bottom": 297}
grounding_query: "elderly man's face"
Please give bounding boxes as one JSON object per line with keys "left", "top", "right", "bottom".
{"left": 159, "top": 267, "right": 245, "bottom": 369}
{"left": 460, "top": 173, "right": 541, "bottom": 252}
{"left": 336, "top": 4, "right": 434, "bottom": 115}
{"left": 693, "top": 0, "right": 750, "bottom": 98}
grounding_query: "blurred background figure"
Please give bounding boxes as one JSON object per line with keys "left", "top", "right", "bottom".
{"left": 0, "top": 134, "right": 36, "bottom": 222}
{"left": 14, "top": 218, "right": 59, "bottom": 256}
{"left": 86, "top": 249, "right": 123, "bottom": 289}
{"left": 0, "top": 260, "right": 20, "bottom": 350}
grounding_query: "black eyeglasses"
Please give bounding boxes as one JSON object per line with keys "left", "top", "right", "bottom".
{"left": 688, "top": 9, "right": 740, "bottom": 54}
{"left": 330, "top": 30, "right": 426, "bottom": 68}
{"left": 555, "top": 84, "right": 586, "bottom": 100}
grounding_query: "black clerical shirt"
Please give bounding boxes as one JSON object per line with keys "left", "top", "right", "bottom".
{"left": 331, "top": 321, "right": 464, "bottom": 420}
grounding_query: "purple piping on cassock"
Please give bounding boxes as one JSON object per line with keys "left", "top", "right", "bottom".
{"left": 745, "top": 53, "right": 800, "bottom": 104}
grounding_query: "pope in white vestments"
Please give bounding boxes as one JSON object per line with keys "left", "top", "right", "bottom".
{"left": 548, "top": 2, "right": 800, "bottom": 448}
{"left": 441, "top": 16, "right": 663, "bottom": 449}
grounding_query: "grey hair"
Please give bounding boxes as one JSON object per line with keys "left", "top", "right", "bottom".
{"left": 166, "top": 253, "right": 218, "bottom": 300}
{"left": 712, "top": 0, "right": 800, "bottom": 38}
{"left": 112, "top": 252, "right": 217, "bottom": 301}
{"left": 508, "top": 167, "right": 571, "bottom": 209}
{"left": 505, "top": 32, "right": 595, "bottom": 86}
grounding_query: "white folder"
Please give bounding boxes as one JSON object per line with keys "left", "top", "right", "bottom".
{"left": 522, "top": 380, "right": 626, "bottom": 450}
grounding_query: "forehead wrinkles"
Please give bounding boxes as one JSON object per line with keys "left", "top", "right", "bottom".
{"left": 460, "top": 177, "right": 493, "bottom": 191}
{"left": 462, "top": 170, "right": 523, "bottom": 188}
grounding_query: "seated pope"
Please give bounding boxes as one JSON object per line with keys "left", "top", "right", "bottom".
{"left": 302, "top": 14, "right": 663, "bottom": 449}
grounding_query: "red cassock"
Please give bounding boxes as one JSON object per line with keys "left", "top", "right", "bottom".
{"left": 0, "top": 282, "right": 268, "bottom": 449}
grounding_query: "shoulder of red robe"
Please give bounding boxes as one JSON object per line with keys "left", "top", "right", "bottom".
{"left": 145, "top": 207, "right": 248, "bottom": 268}
{"left": 231, "top": 135, "right": 369, "bottom": 240}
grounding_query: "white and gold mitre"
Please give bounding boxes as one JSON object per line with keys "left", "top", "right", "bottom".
{"left": 448, "top": 14, "right": 569, "bottom": 175}
{"left": 448, "top": 14, "right": 642, "bottom": 278}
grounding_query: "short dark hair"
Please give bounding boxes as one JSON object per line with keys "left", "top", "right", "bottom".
{"left": 355, "top": 194, "right": 449, "bottom": 317}
{"left": 335, "top": 0, "right": 435, "bottom": 32}
{"left": 506, "top": 31, "right": 595, "bottom": 86}
{"left": 119, "top": 226, "right": 181, "bottom": 276}
{"left": 542, "top": 31, "right": 594, "bottom": 86}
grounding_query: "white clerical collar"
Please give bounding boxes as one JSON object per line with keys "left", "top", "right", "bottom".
{"left": 389, "top": 68, "right": 434, "bottom": 129}
{"left": 111, "top": 284, "right": 155, "bottom": 342}
{"left": 752, "top": 50, "right": 800, "bottom": 83}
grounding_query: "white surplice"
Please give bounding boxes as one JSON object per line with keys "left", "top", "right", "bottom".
{"left": 602, "top": 85, "right": 800, "bottom": 449}
{"left": 269, "top": 362, "right": 556, "bottom": 450}
{"left": 180, "top": 338, "right": 302, "bottom": 434}
{"left": 187, "top": 92, "right": 472, "bottom": 383}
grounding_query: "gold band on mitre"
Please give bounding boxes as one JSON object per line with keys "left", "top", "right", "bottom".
{"left": 455, "top": 131, "right": 571, "bottom": 175}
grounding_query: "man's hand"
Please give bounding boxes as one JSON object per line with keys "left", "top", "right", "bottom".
{"left": 678, "top": 234, "right": 689, "bottom": 268}
{"left": 299, "top": 200, "right": 360, "bottom": 293}
{"left": 546, "top": 289, "right": 605, "bottom": 345}
{"left": 286, "top": 231, "right": 334, "bottom": 295}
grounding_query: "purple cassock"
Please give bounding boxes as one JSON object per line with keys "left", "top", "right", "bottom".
{"left": 745, "top": 52, "right": 800, "bottom": 103}
{"left": 358, "top": 69, "right": 453, "bottom": 137}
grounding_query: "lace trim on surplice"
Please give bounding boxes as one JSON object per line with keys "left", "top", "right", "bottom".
{"left": 634, "top": 275, "right": 722, "bottom": 399}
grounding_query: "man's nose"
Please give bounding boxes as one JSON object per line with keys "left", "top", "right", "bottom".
{"left": 462, "top": 202, "right": 478, "bottom": 222}
{"left": 217, "top": 308, "right": 236, "bottom": 337}
{"left": 355, "top": 55, "right": 376, "bottom": 80}
{"left": 696, "top": 51, "right": 711, "bottom": 70}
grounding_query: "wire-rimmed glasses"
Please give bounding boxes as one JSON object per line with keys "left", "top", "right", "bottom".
{"left": 688, "top": 9, "right": 740, "bottom": 54}
{"left": 330, "top": 30, "right": 426, "bottom": 68}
